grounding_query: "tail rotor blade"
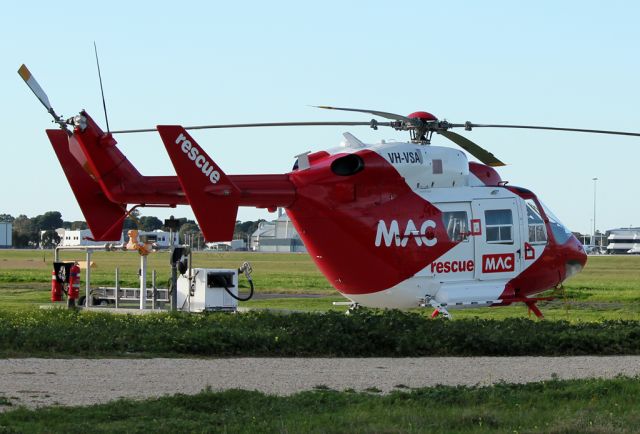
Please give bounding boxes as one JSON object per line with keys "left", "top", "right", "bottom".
{"left": 18, "top": 64, "right": 68, "bottom": 133}
{"left": 18, "top": 64, "right": 53, "bottom": 111}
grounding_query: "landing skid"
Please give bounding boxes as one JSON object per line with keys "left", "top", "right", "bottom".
{"left": 496, "top": 296, "right": 554, "bottom": 319}
{"left": 525, "top": 300, "right": 544, "bottom": 318}
{"left": 332, "top": 301, "right": 361, "bottom": 314}
{"left": 419, "top": 297, "right": 452, "bottom": 319}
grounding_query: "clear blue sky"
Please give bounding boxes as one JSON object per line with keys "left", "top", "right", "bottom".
{"left": 2, "top": 0, "right": 639, "bottom": 235}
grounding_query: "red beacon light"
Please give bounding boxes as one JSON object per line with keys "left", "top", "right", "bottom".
{"left": 407, "top": 111, "right": 438, "bottom": 122}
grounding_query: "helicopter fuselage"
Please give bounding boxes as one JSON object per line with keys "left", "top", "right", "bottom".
{"left": 286, "top": 138, "right": 587, "bottom": 311}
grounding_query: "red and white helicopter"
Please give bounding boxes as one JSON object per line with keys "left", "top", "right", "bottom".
{"left": 19, "top": 64, "right": 640, "bottom": 318}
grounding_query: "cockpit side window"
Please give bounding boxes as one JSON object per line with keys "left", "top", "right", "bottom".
{"left": 526, "top": 199, "right": 547, "bottom": 244}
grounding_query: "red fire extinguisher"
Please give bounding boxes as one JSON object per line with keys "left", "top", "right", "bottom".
{"left": 51, "top": 270, "right": 62, "bottom": 302}
{"left": 68, "top": 263, "right": 81, "bottom": 301}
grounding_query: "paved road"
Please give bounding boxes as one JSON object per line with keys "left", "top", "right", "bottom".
{"left": 1, "top": 356, "right": 639, "bottom": 410}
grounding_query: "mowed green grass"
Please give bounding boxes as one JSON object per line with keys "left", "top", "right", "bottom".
{"left": 1, "top": 377, "right": 640, "bottom": 433}
{"left": 453, "top": 255, "right": 640, "bottom": 321}
{"left": 0, "top": 250, "right": 639, "bottom": 320}
{"left": 0, "top": 249, "right": 336, "bottom": 310}
{"left": 0, "top": 249, "right": 331, "bottom": 291}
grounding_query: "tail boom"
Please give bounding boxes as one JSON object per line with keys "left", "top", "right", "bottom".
{"left": 229, "top": 174, "right": 295, "bottom": 208}
{"left": 158, "top": 125, "right": 295, "bottom": 241}
{"left": 50, "top": 112, "right": 296, "bottom": 242}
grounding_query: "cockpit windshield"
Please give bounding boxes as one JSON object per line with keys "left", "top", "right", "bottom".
{"left": 540, "top": 201, "right": 573, "bottom": 245}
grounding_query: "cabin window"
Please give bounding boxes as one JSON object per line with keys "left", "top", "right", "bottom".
{"left": 526, "top": 199, "right": 547, "bottom": 244}
{"left": 442, "top": 211, "right": 469, "bottom": 242}
{"left": 485, "top": 209, "right": 513, "bottom": 244}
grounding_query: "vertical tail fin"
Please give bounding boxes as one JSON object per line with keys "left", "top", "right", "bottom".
{"left": 71, "top": 111, "right": 143, "bottom": 198}
{"left": 157, "top": 126, "right": 240, "bottom": 241}
{"left": 71, "top": 111, "right": 187, "bottom": 205}
{"left": 47, "top": 129, "right": 126, "bottom": 241}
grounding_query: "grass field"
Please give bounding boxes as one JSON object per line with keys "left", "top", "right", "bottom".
{"left": 1, "top": 249, "right": 639, "bottom": 320}
{"left": 0, "top": 249, "right": 332, "bottom": 292}
{"left": 1, "top": 377, "right": 639, "bottom": 433}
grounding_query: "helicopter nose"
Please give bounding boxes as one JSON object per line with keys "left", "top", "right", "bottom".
{"left": 564, "top": 236, "right": 588, "bottom": 280}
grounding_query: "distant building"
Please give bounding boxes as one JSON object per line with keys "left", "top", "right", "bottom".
{"left": 0, "top": 222, "right": 12, "bottom": 248}
{"left": 57, "top": 228, "right": 178, "bottom": 247}
{"left": 204, "top": 239, "right": 246, "bottom": 251}
{"left": 250, "top": 211, "right": 306, "bottom": 253}
{"left": 137, "top": 229, "right": 179, "bottom": 248}
{"left": 205, "top": 242, "right": 232, "bottom": 251}
{"left": 250, "top": 221, "right": 275, "bottom": 251}
{"left": 59, "top": 229, "right": 122, "bottom": 246}
{"left": 230, "top": 239, "right": 247, "bottom": 251}
{"left": 606, "top": 228, "right": 640, "bottom": 254}
{"left": 573, "top": 231, "right": 606, "bottom": 253}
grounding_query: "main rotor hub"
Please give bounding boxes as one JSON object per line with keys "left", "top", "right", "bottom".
{"left": 407, "top": 111, "right": 438, "bottom": 144}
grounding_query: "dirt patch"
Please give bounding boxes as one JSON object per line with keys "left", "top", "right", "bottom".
{"left": 0, "top": 259, "right": 49, "bottom": 270}
{"left": 1, "top": 356, "right": 640, "bottom": 410}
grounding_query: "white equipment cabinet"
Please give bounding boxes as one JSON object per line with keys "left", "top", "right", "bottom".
{"left": 177, "top": 268, "right": 238, "bottom": 312}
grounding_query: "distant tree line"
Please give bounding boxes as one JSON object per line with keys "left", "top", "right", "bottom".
{"left": 1, "top": 211, "right": 66, "bottom": 248}
{"left": 0, "top": 211, "right": 265, "bottom": 248}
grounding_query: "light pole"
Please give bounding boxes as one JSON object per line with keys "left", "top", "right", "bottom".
{"left": 592, "top": 177, "right": 598, "bottom": 246}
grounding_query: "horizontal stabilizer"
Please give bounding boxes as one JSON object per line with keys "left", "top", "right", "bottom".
{"left": 47, "top": 130, "right": 126, "bottom": 241}
{"left": 157, "top": 126, "right": 240, "bottom": 241}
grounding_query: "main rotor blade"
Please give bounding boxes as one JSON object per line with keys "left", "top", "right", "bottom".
{"left": 313, "top": 105, "right": 415, "bottom": 123}
{"left": 439, "top": 130, "right": 506, "bottom": 167}
{"left": 111, "top": 121, "right": 392, "bottom": 134}
{"left": 463, "top": 123, "right": 640, "bottom": 138}
{"left": 18, "top": 64, "right": 52, "bottom": 111}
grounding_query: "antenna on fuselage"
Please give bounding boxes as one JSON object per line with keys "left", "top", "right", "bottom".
{"left": 93, "top": 41, "right": 110, "bottom": 133}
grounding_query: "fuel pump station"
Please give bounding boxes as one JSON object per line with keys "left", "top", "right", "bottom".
{"left": 50, "top": 231, "right": 255, "bottom": 312}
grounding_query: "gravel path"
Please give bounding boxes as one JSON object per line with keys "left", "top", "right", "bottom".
{"left": 1, "top": 356, "right": 639, "bottom": 410}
